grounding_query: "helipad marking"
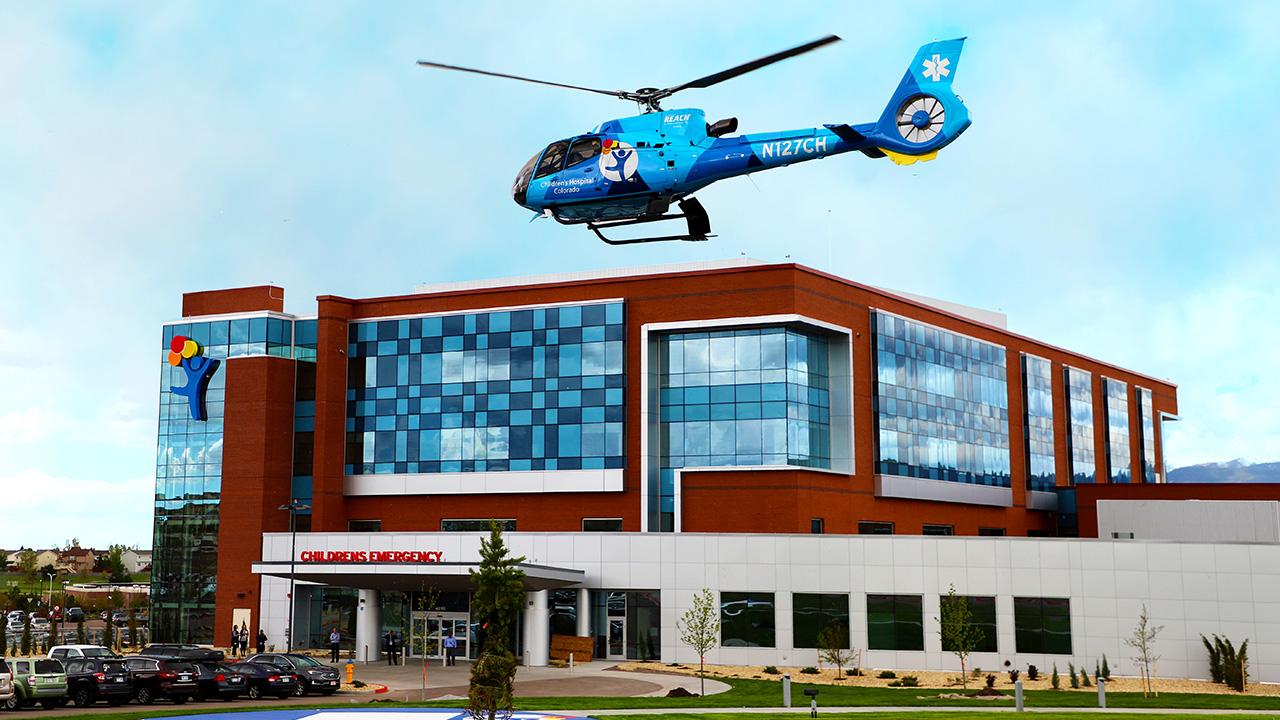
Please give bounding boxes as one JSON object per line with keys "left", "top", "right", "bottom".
{"left": 139, "top": 710, "right": 592, "bottom": 720}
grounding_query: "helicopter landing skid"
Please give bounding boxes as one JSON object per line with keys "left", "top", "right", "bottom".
{"left": 553, "top": 198, "right": 713, "bottom": 245}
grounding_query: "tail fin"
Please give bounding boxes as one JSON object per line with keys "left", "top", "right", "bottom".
{"left": 870, "top": 38, "right": 971, "bottom": 164}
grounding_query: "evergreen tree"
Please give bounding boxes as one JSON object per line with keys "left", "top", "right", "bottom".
{"left": 103, "top": 617, "right": 115, "bottom": 652}
{"left": 0, "top": 620, "right": 6, "bottom": 657}
{"left": 76, "top": 619, "right": 87, "bottom": 645}
{"left": 1051, "top": 663, "right": 1060, "bottom": 690}
{"left": 127, "top": 608, "right": 139, "bottom": 650}
{"left": 466, "top": 520, "right": 526, "bottom": 720}
{"left": 1101, "top": 654, "right": 1111, "bottom": 679}
{"left": 20, "top": 615, "right": 32, "bottom": 656}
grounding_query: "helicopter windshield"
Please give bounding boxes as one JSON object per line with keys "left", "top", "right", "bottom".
{"left": 564, "top": 136, "right": 602, "bottom": 168}
{"left": 533, "top": 140, "right": 569, "bottom": 179}
{"left": 512, "top": 150, "right": 539, "bottom": 204}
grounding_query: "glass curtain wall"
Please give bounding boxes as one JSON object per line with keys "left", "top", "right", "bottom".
{"left": 1022, "top": 355, "right": 1056, "bottom": 492}
{"left": 656, "top": 326, "right": 831, "bottom": 532}
{"left": 345, "top": 303, "right": 625, "bottom": 475}
{"left": 154, "top": 315, "right": 303, "bottom": 644}
{"left": 1137, "top": 388, "right": 1157, "bottom": 483}
{"left": 1064, "top": 367, "right": 1095, "bottom": 484}
{"left": 872, "top": 312, "right": 1010, "bottom": 487}
{"left": 1103, "top": 379, "right": 1131, "bottom": 483}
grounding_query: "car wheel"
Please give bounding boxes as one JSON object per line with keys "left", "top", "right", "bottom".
{"left": 137, "top": 686, "right": 154, "bottom": 705}
{"left": 74, "top": 687, "right": 94, "bottom": 708}
{"left": 3, "top": 696, "right": 18, "bottom": 711}
{"left": 173, "top": 695, "right": 188, "bottom": 705}
{"left": 293, "top": 682, "right": 305, "bottom": 697}
{"left": 246, "top": 685, "right": 262, "bottom": 700}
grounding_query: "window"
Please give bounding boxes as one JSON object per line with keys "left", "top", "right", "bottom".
{"left": 441, "top": 519, "right": 516, "bottom": 532}
{"left": 922, "top": 524, "right": 954, "bottom": 536}
{"left": 534, "top": 141, "right": 569, "bottom": 179}
{"left": 939, "top": 595, "right": 997, "bottom": 653}
{"left": 1103, "top": 378, "right": 1131, "bottom": 483}
{"left": 792, "top": 593, "right": 849, "bottom": 648}
{"left": 1064, "top": 367, "right": 1095, "bottom": 484}
{"left": 811, "top": 518, "right": 824, "bottom": 534}
{"left": 859, "top": 521, "right": 894, "bottom": 535}
{"left": 866, "top": 594, "right": 923, "bottom": 651}
{"left": 1137, "top": 388, "right": 1157, "bottom": 483}
{"left": 1022, "top": 354, "right": 1056, "bottom": 492}
{"left": 1014, "top": 597, "right": 1072, "bottom": 654}
{"left": 720, "top": 592, "right": 775, "bottom": 647}
{"left": 582, "top": 518, "right": 623, "bottom": 532}
{"left": 873, "top": 312, "right": 1010, "bottom": 488}
{"left": 348, "top": 520, "right": 381, "bottom": 532}
{"left": 978, "top": 527, "right": 1006, "bottom": 536}
{"left": 564, "top": 137, "right": 602, "bottom": 168}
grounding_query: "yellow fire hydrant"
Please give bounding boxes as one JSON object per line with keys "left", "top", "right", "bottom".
{"left": 345, "top": 660, "right": 354, "bottom": 684}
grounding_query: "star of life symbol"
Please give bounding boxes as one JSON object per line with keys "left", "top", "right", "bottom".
{"left": 922, "top": 54, "right": 950, "bottom": 82}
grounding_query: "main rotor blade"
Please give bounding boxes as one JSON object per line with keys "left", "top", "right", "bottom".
{"left": 416, "top": 60, "right": 623, "bottom": 99}
{"left": 663, "top": 34, "right": 842, "bottom": 95}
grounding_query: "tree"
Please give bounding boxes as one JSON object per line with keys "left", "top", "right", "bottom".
{"left": 20, "top": 615, "right": 32, "bottom": 656}
{"left": 467, "top": 520, "right": 526, "bottom": 720}
{"left": 103, "top": 617, "right": 115, "bottom": 652}
{"left": 18, "top": 549, "right": 38, "bottom": 578}
{"left": 817, "top": 621, "right": 855, "bottom": 676}
{"left": 0, "top": 618, "right": 6, "bottom": 656}
{"left": 106, "top": 545, "right": 130, "bottom": 584}
{"left": 1124, "top": 603, "right": 1163, "bottom": 696}
{"left": 676, "top": 588, "right": 719, "bottom": 697}
{"left": 76, "top": 619, "right": 87, "bottom": 645}
{"left": 127, "top": 608, "right": 139, "bottom": 650}
{"left": 936, "top": 585, "right": 986, "bottom": 689}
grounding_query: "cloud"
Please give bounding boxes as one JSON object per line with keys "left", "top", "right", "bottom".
{"left": 0, "top": 404, "right": 72, "bottom": 445}
{"left": 0, "top": 471, "right": 154, "bottom": 549}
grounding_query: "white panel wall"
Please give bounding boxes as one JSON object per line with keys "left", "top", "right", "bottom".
{"left": 1099, "top": 500, "right": 1280, "bottom": 542}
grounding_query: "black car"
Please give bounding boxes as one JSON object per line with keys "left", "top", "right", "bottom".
{"left": 123, "top": 656, "right": 198, "bottom": 704}
{"left": 225, "top": 662, "right": 298, "bottom": 700}
{"left": 139, "top": 644, "right": 226, "bottom": 662}
{"left": 191, "top": 661, "right": 245, "bottom": 702}
{"left": 63, "top": 657, "right": 132, "bottom": 708}
{"left": 244, "top": 653, "right": 340, "bottom": 696}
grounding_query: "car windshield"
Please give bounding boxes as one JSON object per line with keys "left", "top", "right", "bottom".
{"left": 291, "top": 655, "right": 323, "bottom": 667}
{"left": 35, "top": 660, "right": 63, "bottom": 674}
{"left": 82, "top": 648, "right": 117, "bottom": 657}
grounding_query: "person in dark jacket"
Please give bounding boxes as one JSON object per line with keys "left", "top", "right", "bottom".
{"left": 256, "top": 629, "right": 267, "bottom": 653}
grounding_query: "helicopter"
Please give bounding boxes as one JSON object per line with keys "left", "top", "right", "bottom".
{"left": 418, "top": 35, "right": 970, "bottom": 245}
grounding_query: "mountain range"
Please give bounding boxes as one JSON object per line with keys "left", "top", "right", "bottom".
{"left": 1167, "top": 459, "right": 1280, "bottom": 483}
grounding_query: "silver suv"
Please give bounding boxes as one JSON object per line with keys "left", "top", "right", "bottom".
{"left": 0, "top": 659, "right": 13, "bottom": 707}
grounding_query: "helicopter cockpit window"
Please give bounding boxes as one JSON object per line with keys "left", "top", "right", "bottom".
{"left": 533, "top": 141, "right": 570, "bottom": 179}
{"left": 564, "top": 137, "right": 602, "bottom": 168}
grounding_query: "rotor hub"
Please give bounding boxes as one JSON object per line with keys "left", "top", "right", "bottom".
{"left": 911, "top": 110, "right": 931, "bottom": 128}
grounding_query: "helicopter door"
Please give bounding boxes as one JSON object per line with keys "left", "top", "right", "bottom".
{"left": 550, "top": 136, "right": 604, "bottom": 202}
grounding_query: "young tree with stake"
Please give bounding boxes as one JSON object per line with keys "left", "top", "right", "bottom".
{"left": 937, "top": 585, "right": 985, "bottom": 689}
{"left": 677, "top": 588, "right": 719, "bottom": 697}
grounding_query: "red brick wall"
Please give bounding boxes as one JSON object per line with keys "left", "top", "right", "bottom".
{"left": 183, "top": 286, "right": 284, "bottom": 317}
{"left": 215, "top": 356, "right": 297, "bottom": 642}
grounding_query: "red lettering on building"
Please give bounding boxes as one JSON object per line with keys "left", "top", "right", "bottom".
{"left": 298, "top": 550, "right": 443, "bottom": 563}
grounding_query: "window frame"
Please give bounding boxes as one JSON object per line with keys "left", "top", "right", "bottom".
{"left": 720, "top": 592, "right": 776, "bottom": 648}
{"left": 792, "top": 593, "right": 849, "bottom": 649}
{"left": 1013, "top": 596, "right": 1072, "bottom": 655}
{"left": 866, "top": 593, "right": 924, "bottom": 651}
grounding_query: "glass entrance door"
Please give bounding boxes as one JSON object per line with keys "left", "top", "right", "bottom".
{"left": 607, "top": 618, "right": 625, "bottom": 660}
{"left": 409, "top": 611, "right": 469, "bottom": 660}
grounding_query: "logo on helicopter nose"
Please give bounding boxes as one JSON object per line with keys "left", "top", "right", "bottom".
{"left": 599, "top": 139, "right": 639, "bottom": 182}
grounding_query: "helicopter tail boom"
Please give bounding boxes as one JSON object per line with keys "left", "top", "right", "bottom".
{"left": 862, "top": 37, "right": 971, "bottom": 164}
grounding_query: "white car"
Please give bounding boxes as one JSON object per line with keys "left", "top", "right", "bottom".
{"left": 47, "top": 644, "right": 121, "bottom": 660}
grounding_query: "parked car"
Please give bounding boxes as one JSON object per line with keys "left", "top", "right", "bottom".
{"left": 63, "top": 657, "right": 132, "bottom": 707}
{"left": 5, "top": 610, "right": 24, "bottom": 624}
{"left": 139, "top": 644, "right": 225, "bottom": 662}
{"left": 49, "top": 644, "right": 122, "bottom": 660}
{"left": 0, "top": 659, "right": 14, "bottom": 708}
{"left": 191, "top": 661, "right": 245, "bottom": 702}
{"left": 244, "top": 653, "right": 340, "bottom": 696}
{"left": 225, "top": 662, "right": 297, "bottom": 700}
{"left": 123, "top": 656, "right": 197, "bottom": 704}
{"left": 30, "top": 617, "right": 51, "bottom": 633}
{"left": 65, "top": 607, "right": 85, "bottom": 623}
{"left": 111, "top": 610, "right": 130, "bottom": 626}
{"left": 5, "top": 657, "right": 68, "bottom": 710}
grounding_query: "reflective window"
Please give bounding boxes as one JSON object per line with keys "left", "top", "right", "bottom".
{"left": 345, "top": 302, "right": 625, "bottom": 475}
{"left": 1103, "top": 378, "right": 1130, "bottom": 483}
{"left": 1137, "top": 388, "right": 1157, "bottom": 483}
{"left": 1064, "top": 367, "right": 1095, "bottom": 484}
{"left": 792, "top": 593, "right": 849, "bottom": 649}
{"left": 1022, "top": 355, "right": 1056, "bottom": 492}
{"left": 859, "top": 521, "right": 893, "bottom": 535}
{"left": 720, "top": 592, "right": 775, "bottom": 648}
{"left": 1013, "top": 597, "right": 1072, "bottom": 655}
{"left": 873, "top": 312, "right": 1010, "bottom": 488}
{"left": 940, "top": 595, "right": 997, "bottom": 653}
{"left": 582, "top": 518, "right": 623, "bottom": 532}
{"left": 441, "top": 519, "right": 516, "bottom": 532}
{"left": 534, "top": 140, "right": 569, "bottom": 179}
{"left": 656, "top": 326, "right": 831, "bottom": 531}
{"left": 564, "top": 136, "right": 602, "bottom": 168}
{"left": 922, "top": 524, "right": 954, "bottom": 536}
{"left": 866, "top": 594, "right": 923, "bottom": 651}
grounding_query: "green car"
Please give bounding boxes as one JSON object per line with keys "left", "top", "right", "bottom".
{"left": 5, "top": 657, "right": 68, "bottom": 710}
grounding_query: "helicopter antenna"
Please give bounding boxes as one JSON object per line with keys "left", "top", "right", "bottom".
{"left": 417, "top": 34, "right": 840, "bottom": 113}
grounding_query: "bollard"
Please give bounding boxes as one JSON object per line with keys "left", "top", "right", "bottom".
{"left": 783, "top": 673, "right": 791, "bottom": 708}
{"left": 1014, "top": 680, "right": 1023, "bottom": 712}
{"left": 1098, "top": 678, "right": 1106, "bottom": 708}
{"left": 569, "top": 653, "right": 574, "bottom": 672}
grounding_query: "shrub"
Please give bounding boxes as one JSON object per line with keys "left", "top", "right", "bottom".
{"left": 1008, "top": 669, "right": 1020, "bottom": 683}
{"left": 1051, "top": 663, "right": 1060, "bottom": 690}
{"left": 1026, "top": 664, "right": 1039, "bottom": 681}
{"left": 1069, "top": 662, "right": 1079, "bottom": 689}
{"left": 845, "top": 669, "right": 860, "bottom": 676}
{"left": 800, "top": 666, "right": 819, "bottom": 675}
{"left": 763, "top": 666, "right": 780, "bottom": 675}
{"left": 985, "top": 674, "right": 996, "bottom": 689}
{"left": 971, "top": 667, "right": 982, "bottom": 678}
{"left": 899, "top": 675, "right": 919, "bottom": 687}
{"left": 878, "top": 670, "right": 897, "bottom": 679}
{"left": 1101, "top": 654, "right": 1111, "bottom": 680}
{"left": 1081, "top": 667, "right": 1091, "bottom": 687}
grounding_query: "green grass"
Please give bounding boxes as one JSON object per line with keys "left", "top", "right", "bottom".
{"left": 606, "top": 715, "right": 1280, "bottom": 720}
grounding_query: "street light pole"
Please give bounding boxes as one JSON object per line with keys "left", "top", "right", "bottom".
{"left": 278, "top": 500, "right": 311, "bottom": 652}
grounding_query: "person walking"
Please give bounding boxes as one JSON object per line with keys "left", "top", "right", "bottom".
{"left": 230, "top": 625, "right": 240, "bottom": 658}
{"left": 443, "top": 629, "right": 457, "bottom": 666}
{"left": 329, "top": 628, "right": 341, "bottom": 662}
{"left": 256, "top": 629, "right": 267, "bottom": 654}
{"left": 385, "top": 630, "right": 397, "bottom": 665}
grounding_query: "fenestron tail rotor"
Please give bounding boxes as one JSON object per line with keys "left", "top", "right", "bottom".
{"left": 896, "top": 94, "right": 945, "bottom": 143}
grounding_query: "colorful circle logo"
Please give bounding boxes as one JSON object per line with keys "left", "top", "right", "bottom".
{"left": 168, "top": 335, "right": 200, "bottom": 366}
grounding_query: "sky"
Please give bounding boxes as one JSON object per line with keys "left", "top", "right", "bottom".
{"left": 2, "top": 1, "right": 1279, "bottom": 550}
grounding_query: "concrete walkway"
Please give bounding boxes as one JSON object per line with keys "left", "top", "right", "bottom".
{"left": 341, "top": 657, "right": 732, "bottom": 702}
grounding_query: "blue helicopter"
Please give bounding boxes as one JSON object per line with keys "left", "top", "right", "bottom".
{"left": 418, "top": 36, "right": 970, "bottom": 244}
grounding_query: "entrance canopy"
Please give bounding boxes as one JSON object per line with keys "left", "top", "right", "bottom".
{"left": 250, "top": 560, "right": 584, "bottom": 592}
